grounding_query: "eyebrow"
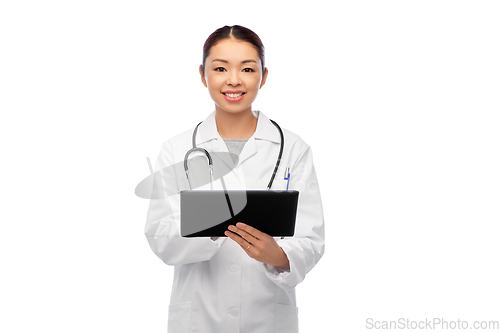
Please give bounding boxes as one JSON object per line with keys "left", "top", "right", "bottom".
{"left": 211, "top": 58, "right": 257, "bottom": 64}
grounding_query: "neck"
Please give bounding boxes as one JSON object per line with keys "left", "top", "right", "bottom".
{"left": 215, "top": 109, "right": 258, "bottom": 139}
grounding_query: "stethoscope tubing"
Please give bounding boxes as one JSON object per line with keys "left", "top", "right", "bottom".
{"left": 266, "top": 119, "right": 284, "bottom": 190}
{"left": 184, "top": 119, "right": 284, "bottom": 191}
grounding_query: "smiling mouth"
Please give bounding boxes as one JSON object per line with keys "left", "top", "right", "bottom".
{"left": 222, "top": 92, "right": 246, "bottom": 98}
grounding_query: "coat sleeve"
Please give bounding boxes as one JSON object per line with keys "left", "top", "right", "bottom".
{"left": 263, "top": 145, "right": 325, "bottom": 290}
{"left": 144, "top": 140, "right": 225, "bottom": 266}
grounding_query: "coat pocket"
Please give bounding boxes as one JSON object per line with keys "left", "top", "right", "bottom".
{"left": 168, "top": 301, "right": 191, "bottom": 333}
{"left": 275, "top": 303, "right": 299, "bottom": 332}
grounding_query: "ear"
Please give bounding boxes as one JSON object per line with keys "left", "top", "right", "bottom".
{"left": 199, "top": 65, "right": 208, "bottom": 88}
{"left": 259, "top": 67, "right": 268, "bottom": 89}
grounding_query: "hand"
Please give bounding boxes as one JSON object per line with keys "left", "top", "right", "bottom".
{"left": 225, "top": 222, "right": 290, "bottom": 271}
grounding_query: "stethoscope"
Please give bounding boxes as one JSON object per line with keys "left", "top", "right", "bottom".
{"left": 184, "top": 119, "right": 284, "bottom": 190}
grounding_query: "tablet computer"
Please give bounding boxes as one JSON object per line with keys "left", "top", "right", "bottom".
{"left": 180, "top": 190, "right": 299, "bottom": 237}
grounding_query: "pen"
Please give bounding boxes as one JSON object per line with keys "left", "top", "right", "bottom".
{"left": 284, "top": 167, "right": 290, "bottom": 190}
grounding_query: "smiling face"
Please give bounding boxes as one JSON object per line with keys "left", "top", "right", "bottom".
{"left": 200, "top": 38, "right": 268, "bottom": 116}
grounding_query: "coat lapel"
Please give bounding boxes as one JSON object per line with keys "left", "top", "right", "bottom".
{"left": 195, "top": 110, "right": 281, "bottom": 170}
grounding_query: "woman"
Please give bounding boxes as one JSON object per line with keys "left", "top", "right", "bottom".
{"left": 145, "top": 25, "right": 325, "bottom": 333}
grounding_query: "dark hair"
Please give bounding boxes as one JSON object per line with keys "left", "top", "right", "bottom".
{"left": 201, "top": 25, "right": 265, "bottom": 74}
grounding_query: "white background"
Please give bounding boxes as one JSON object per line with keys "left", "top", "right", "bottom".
{"left": 1, "top": 1, "right": 499, "bottom": 332}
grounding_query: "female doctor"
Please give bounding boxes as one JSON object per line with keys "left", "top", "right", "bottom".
{"left": 145, "top": 25, "right": 325, "bottom": 333}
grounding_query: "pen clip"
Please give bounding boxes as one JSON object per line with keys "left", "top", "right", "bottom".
{"left": 284, "top": 167, "right": 290, "bottom": 190}
{"left": 284, "top": 167, "right": 290, "bottom": 180}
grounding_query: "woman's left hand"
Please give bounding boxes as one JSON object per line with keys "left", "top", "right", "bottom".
{"left": 225, "top": 222, "right": 290, "bottom": 271}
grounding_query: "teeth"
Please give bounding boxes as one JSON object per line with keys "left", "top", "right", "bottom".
{"left": 225, "top": 93, "right": 243, "bottom": 98}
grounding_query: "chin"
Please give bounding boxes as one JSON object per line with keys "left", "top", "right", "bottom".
{"left": 217, "top": 104, "right": 252, "bottom": 115}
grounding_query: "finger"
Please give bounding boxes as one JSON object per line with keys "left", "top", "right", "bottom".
{"left": 228, "top": 224, "right": 258, "bottom": 243}
{"left": 225, "top": 230, "right": 249, "bottom": 247}
{"left": 225, "top": 230, "right": 252, "bottom": 252}
{"left": 235, "top": 222, "right": 266, "bottom": 240}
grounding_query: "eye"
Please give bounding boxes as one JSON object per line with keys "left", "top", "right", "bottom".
{"left": 242, "top": 68, "right": 255, "bottom": 72}
{"left": 214, "top": 67, "right": 226, "bottom": 72}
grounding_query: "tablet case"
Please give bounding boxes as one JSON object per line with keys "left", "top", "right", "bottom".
{"left": 180, "top": 190, "right": 299, "bottom": 237}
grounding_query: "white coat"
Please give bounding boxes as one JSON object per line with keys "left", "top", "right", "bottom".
{"left": 145, "top": 110, "right": 325, "bottom": 333}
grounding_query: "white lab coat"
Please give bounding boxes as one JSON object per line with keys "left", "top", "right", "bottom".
{"left": 145, "top": 110, "right": 325, "bottom": 333}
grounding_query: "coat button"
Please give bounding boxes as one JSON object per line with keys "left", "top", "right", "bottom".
{"left": 229, "top": 265, "right": 238, "bottom": 272}
{"left": 229, "top": 308, "right": 239, "bottom": 317}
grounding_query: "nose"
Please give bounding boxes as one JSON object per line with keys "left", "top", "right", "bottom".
{"left": 226, "top": 70, "right": 241, "bottom": 86}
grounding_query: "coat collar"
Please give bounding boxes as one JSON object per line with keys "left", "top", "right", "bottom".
{"left": 195, "top": 110, "right": 281, "bottom": 168}
{"left": 197, "top": 110, "right": 281, "bottom": 145}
